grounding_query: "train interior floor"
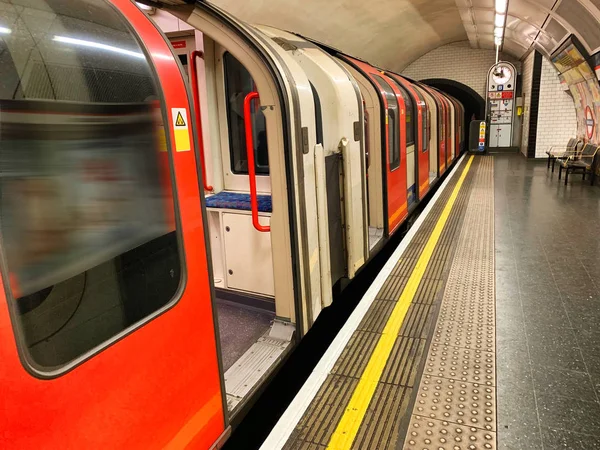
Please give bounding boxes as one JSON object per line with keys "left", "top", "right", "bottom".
{"left": 264, "top": 153, "right": 600, "bottom": 450}
{"left": 215, "top": 300, "right": 273, "bottom": 372}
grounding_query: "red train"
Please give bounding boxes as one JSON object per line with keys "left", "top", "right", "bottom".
{"left": 0, "top": 1, "right": 464, "bottom": 448}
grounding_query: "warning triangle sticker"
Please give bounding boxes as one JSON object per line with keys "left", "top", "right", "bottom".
{"left": 175, "top": 111, "right": 186, "bottom": 127}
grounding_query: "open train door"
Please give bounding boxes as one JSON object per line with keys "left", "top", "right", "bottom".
{"left": 0, "top": 0, "right": 227, "bottom": 448}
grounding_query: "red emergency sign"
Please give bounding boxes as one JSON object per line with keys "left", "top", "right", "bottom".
{"left": 171, "top": 40, "right": 186, "bottom": 49}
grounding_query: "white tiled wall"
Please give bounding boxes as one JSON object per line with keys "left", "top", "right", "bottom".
{"left": 402, "top": 41, "right": 520, "bottom": 99}
{"left": 534, "top": 58, "right": 577, "bottom": 158}
{"left": 520, "top": 53, "right": 577, "bottom": 158}
{"left": 404, "top": 43, "right": 577, "bottom": 158}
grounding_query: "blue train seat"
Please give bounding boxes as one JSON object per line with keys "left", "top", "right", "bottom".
{"left": 205, "top": 191, "right": 272, "bottom": 213}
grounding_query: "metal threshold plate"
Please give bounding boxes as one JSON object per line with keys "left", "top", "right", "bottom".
{"left": 225, "top": 332, "right": 291, "bottom": 412}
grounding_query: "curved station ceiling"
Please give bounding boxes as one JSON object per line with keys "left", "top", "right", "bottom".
{"left": 205, "top": 0, "right": 600, "bottom": 70}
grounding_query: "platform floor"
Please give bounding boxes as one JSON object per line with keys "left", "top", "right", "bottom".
{"left": 261, "top": 153, "right": 600, "bottom": 450}
{"left": 495, "top": 154, "right": 600, "bottom": 450}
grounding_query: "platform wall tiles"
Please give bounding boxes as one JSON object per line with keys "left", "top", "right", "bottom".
{"left": 402, "top": 41, "right": 520, "bottom": 99}
{"left": 535, "top": 58, "right": 578, "bottom": 158}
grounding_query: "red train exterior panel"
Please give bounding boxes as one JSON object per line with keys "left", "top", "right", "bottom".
{"left": 0, "top": 2, "right": 225, "bottom": 449}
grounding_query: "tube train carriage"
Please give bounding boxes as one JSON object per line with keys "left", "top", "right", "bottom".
{"left": 0, "top": 0, "right": 464, "bottom": 448}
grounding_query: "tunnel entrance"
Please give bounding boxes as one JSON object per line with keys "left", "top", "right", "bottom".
{"left": 421, "top": 79, "right": 485, "bottom": 150}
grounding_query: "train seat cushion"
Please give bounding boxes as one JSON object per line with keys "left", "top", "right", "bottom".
{"left": 205, "top": 191, "right": 272, "bottom": 213}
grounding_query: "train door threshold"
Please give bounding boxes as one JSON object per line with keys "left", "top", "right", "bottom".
{"left": 260, "top": 154, "right": 497, "bottom": 450}
{"left": 225, "top": 320, "right": 295, "bottom": 412}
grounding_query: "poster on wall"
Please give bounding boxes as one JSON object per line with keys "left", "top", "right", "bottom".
{"left": 551, "top": 36, "right": 600, "bottom": 146}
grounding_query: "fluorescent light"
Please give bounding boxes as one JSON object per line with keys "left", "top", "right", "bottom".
{"left": 495, "top": 0, "right": 508, "bottom": 14}
{"left": 494, "top": 14, "right": 505, "bottom": 27}
{"left": 0, "top": 26, "right": 11, "bottom": 34}
{"left": 495, "top": 36, "right": 503, "bottom": 46}
{"left": 53, "top": 36, "right": 144, "bottom": 59}
{"left": 494, "top": 27, "right": 504, "bottom": 38}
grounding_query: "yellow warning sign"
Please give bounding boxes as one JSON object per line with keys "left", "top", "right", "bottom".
{"left": 171, "top": 108, "right": 190, "bottom": 152}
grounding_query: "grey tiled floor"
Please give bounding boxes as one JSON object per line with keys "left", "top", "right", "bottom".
{"left": 495, "top": 154, "right": 600, "bottom": 450}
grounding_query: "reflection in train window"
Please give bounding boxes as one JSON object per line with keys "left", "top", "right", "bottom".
{"left": 412, "top": 88, "right": 428, "bottom": 152}
{"left": 397, "top": 85, "right": 414, "bottom": 146}
{"left": 373, "top": 75, "right": 400, "bottom": 170}
{"left": 0, "top": 0, "right": 181, "bottom": 371}
{"left": 223, "top": 52, "right": 269, "bottom": 175}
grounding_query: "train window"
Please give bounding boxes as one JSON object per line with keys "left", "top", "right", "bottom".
{"left": 396, "top": 85, "right": 415, "bottom": 147}
{"left": 224, "top": 52, "right": 269, "bottom": 175}
{"left": 413, "top": 89, "right": 428, "bottom": 152}
{"left": 422, "top": 104, "right": 429, "bottom": 152}
{"left": 372, "top": 75, "right": 400, "bottom": 171}
{"left": 0, "top": 0, "right": 182, "bottom": 371}
{"left": 310, "top": 82, "right": 324, "bottom": 145}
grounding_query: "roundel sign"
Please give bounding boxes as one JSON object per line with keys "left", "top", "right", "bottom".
{"left": 586, "top": 105, "right": 595, "bottom": 139}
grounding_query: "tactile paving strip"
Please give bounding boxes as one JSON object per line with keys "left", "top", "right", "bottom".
{"left": 403, "top": 156, "right": 496, "bottom": 450}
{"left": 283, "top": 158, "right": 478, "bottom": 450}
{"left": 405, "top": 415, "right": 495, "bottom": 450}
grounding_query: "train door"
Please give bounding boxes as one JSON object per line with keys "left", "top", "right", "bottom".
{"left": 256, "top": 26, "right": 369, "bottom": 284}
{"left": 449, "top": 97, "right": 461, "bottom": 156}
{"left": 454, "top": 99, "right": 464, "bottom": 153}
{"left": 0, "top": 1, "right": 225, "bottom": 448}
{"left": 412, "top": 87, "right": 429, "bottom": 195}
{"left": 339, "top": 57, "right": 407, "bottom": 235}
{"left": 417, "top": 85, "right": 439, "bottom": 181}
{"left": 159, "top": 1, "right": 335, "bottom": 415}
{"left": 388, "top": 79, "right": 417, "bottom": 208}
{"left": 442, "top": 95, "right": 452, "bottom": 166}
{"left": 166, "top": 32, "right": 217, "bottom": 190}
{"left": 387, "top": 74, "right": 427, "bottom": 205}
{"left": 434, "top": 91, "right": 448, "bottom": 173}
{"left": 447, "top": 97, "right": 456, "bottom": 161}
{"left": 370, "top": 73, "right": 407, "bottom": 234}
{"left": 337, "top": 61, "right": 386, "bottom": 253}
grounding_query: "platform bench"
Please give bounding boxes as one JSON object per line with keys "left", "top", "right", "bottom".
{"left": 546, "top": 137, "right": 578, "bottom": 173}
{"left": 558, "top": 143, "right": 599, "bottom": 186}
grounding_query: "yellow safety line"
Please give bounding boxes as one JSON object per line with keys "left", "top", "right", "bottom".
{"left": 327, "top": 155, "right": 475, "bottom": 450}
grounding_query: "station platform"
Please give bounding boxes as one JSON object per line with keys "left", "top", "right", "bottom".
{"left": 260, "top": 153, "right": 600, "bottom": 450}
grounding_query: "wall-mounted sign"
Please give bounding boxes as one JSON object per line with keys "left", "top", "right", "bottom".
{"left": 586, "top": 105, "right": 595, "bottom": 139}
{"left": 171, "top": 40, "right": 187, "bottom": 49}
{"left": 486, "top": 61, "right": 517, "bottom": 148}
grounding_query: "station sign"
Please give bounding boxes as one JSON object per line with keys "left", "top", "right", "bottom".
{"left": 586, "top": 105, "right": 595, "bottom": 139}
